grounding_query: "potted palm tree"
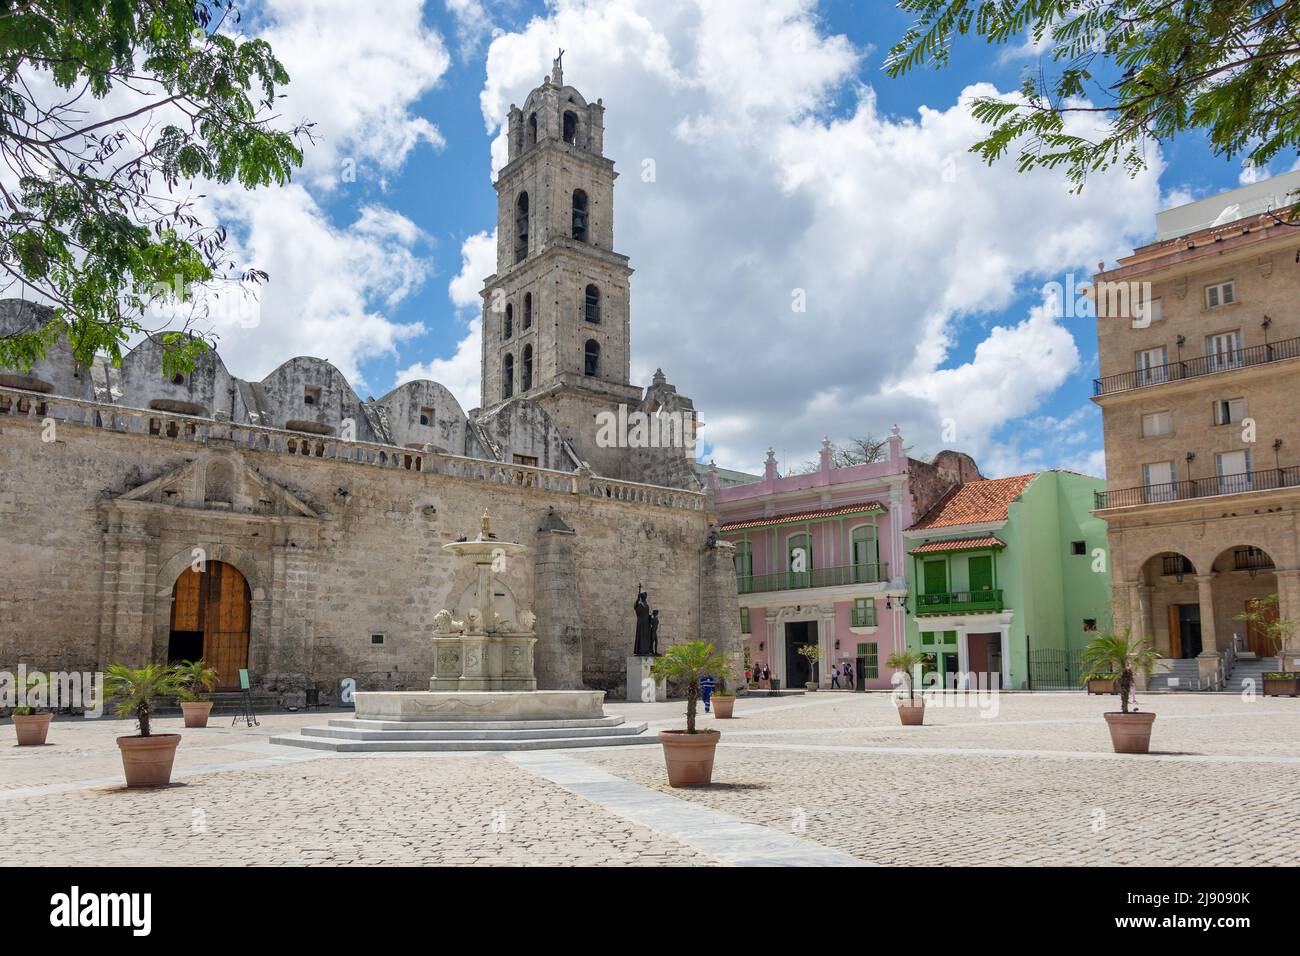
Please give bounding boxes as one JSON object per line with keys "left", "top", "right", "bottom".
{"left": 174, "top": 660, "right": 219, "bottom": 727}
{"left": 797, "top": 643, "right": 822, "bottom": 690}
{"left": 1080, "top": 631, "right": 1162, "bottom": 754}
{"left": 1236, "top": 596, "right": 1299, "bottom": 696}
{"left": 651, "top": 641, "right": 731, "bottom": 786}
{"left": 712, "top": 671, "right": 736, "bottom": 718}
{"left": 106, "top": 663, "right": 183, "bottom": 787}
{"left": 10, "top": 672, "right": 52, "bottom": 745}
{"left": 886, "top": 649, "right": 926, "bottom": 725}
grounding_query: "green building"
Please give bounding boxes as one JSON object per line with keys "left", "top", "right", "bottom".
{"left": 902, "top": 471, "right": 1112, "bottom": 690}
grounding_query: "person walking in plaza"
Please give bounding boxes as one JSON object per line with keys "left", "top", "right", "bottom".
{"left": 830, "top": 663, "right": 841, "bottom": 689}
{"left": 843, "top": 660, "right": 854, "bottom": 690}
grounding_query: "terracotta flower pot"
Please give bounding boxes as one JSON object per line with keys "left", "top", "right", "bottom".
{"left": 658, "top": 729, "right": 721, "bottom": 787}
{"left": 712, "top": 695, "right": 735, "bottom": 718}
{"left": 896, "top": 698, "right": 925, "bottom": 726}
{"left": 804, "top": 682, "right": 818, "bottom": 692}
{"left": 12, "top": 712, "right": 53, "bottom": 746}
{"left": 1086, "top": 678, "right": 1116, "bottom": 695}
{"left": 180, "top": 700, "right": 213, "bottom": 728}
{"left": 1103, "top": 711, "right": 1156, "bottom": 754}
{"left": 116, "top": 733, "right": 181, "bottom": 787}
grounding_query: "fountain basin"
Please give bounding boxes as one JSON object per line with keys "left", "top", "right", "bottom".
{"left": 354, "top": 689, "right": 606, "bottom": 722}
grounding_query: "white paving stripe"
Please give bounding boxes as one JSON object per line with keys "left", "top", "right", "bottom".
{"left": 507, "top": 750, "right": 870, "bottom": 867}
{"left": 722, "top": 741, "right": 1300, "bottom": 765}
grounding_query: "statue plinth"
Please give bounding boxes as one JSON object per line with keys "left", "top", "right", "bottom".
{"left": 626, "top": 655, "right": 667, "bottom": 702}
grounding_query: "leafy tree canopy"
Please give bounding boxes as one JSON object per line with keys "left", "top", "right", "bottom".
{"left": 887, "top": 1, "right": 1300, "bottom": 193}
{"left": 0, "top": 0, "right": 309, "bottom": 376}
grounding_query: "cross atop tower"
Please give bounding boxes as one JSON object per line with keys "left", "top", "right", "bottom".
{"left": 551, "top": 48, "right": 564, "bottom": 85}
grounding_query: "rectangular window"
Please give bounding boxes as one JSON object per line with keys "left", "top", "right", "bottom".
{"left": 921, "top": 631, "right": 936, "bottom": 646}
{"left": 1083, "top": 619, "right": 1098, "bottom": 632}
{"left": 511, "top": 454, "right": 539, "bottom": 466}
{"left": 1206, "top": 330, "right": 1242, "bottom": 371}
{"left": 967, "top": 555, "right": 994, "bottom": 592}
{"left": 1216, "top": 449, "right": 1252, "bottom": 494}
{"left": 860, "top": 642, "right": 879, "bottom": 680}
{"left": 370, "top": 633, "right": 385, "bottom": 646}
{"left": 740, "top": 607, "right": 750, "bottom": 634}
{"left": 1071, "top": 540, "right": 1087, "bottom": 555}
{"left": 1142, "top": 460, "right": 1176, "bottom": 502}
{"left": 852, "top": 597, "right": 876, "bottom": 628}
{"left": 1213, "top": 397, "right": 1246, "bottom": 426}
{"left": 1135, "top": 346, "right": 1169, "bottom": 385}
{"left": 303, "top": 385, "right": 322, "bottom": 406}
{"left": 419, "top": 405, "right": 434, "bottom": 427}
{"left": 1136, "top": 296, "right": 1163, "bottom": 324}
{"left": 1141, "top": 411, "right": 1172, "bottom": 437}
{"left": 1205, "top": 281, "right": 1235, "bottom": 309}
{"left": 922, "top": 559, "right": 947, "bottom": 595}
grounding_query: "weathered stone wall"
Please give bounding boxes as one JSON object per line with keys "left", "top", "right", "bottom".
{"left": 0, "top": 395, "right": 722, "bottom": 701}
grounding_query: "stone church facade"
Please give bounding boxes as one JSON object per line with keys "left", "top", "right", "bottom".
{"left": 0, "top": 60, "right": 738, "bottom": 702}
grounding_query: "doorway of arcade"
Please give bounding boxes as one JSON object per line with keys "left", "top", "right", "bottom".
{"left": 785, "top": 620, "right": 818, "bottom": 687}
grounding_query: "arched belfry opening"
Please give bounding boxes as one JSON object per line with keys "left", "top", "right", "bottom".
{"left": 167, "top": 561, "right": 251, "bottom": 691}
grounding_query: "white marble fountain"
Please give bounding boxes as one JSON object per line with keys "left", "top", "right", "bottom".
{"left": 273, "top": 512, "right": 656, "bottom": 752}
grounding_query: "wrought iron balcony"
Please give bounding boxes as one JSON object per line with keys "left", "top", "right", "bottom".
{"left": 1094, "top": 466, "right": 1300, "bottom": 509}
{"left": 1093, "top": 335, "right": 1300, "bottom": 396}
{"left": 735, "top": 562, "right": 888, "bottom": 595}
{"left": 916, "top": 589, "right": 1003, "bottom": 616}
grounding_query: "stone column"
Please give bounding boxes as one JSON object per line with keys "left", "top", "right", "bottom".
{"left": 532, "top": 508, "right": 583, "bottom": 689}
{"left": 1196, "top": 573, "right": 1218, "bottom": 652}
{"left": 1276, "top": 568, "right": 1300, "bottom": 666}
{"left": 97, "top": 508, "right": 156, "bottom": 668}
{"left": 700, "top": 537, "right": 743, "bottom": 692}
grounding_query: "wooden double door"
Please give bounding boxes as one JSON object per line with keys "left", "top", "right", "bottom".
{"left": 169, "top": 561, "right": 251, "bottom": 691}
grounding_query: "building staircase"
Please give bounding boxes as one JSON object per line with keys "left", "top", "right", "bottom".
{"left": 271, "top": 714, "right": 659, "bottom": 752}
{"left": 1148, "top": 658, "right": 1202, "bottom": 691}
{"left": 1222, "top": 657, "right": 1280, "bottom": 695}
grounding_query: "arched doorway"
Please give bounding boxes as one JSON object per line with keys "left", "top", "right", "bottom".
{"left": 1210, "top": 544, "right": 1278, "bottom": 657}
{"left": 168, "top": 561, "right": 251, "bottom": 690}
{"left": 1139, "top": 551, "right": 1199, "bottom": 658}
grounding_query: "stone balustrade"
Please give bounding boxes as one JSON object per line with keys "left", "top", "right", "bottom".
{"left": 0, "top": 385, "right": 708, "bottom": 512}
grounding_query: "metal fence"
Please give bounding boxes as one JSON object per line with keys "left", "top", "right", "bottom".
{"left": 1028, "top": 648, "right": 1086, "bottom": 691}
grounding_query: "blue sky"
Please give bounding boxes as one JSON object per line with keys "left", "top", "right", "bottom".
{"left": 205, "top": 0, "right": 1265, "bottom": 480}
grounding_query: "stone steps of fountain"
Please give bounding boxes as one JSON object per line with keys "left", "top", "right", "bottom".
{"left": 324, "top": 715, "right": 630, "bottom": 732}
{"left": 301, "top": 720, "right": 648, "bottom": 742}
{"left": 269, "top": 721, "right": 659, "bottom": 752}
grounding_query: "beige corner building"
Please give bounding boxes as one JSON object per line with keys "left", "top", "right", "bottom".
{"left": 1092, "top": 171, "right": 1300, "bottom": 688}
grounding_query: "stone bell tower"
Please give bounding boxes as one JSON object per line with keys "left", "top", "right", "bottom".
{"left": 479, "top": 52, "right": 643, "bottom": 475}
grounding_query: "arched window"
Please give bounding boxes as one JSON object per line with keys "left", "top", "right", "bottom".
{"left": 562, "top": 110, "right": 578, "bottom": 145}
{"left": 584, "top": 339, "right": 600, "bottom": 377}
{"left": 851, "top": 525, "right": 879, "bottom": 583}
{"left": 584, "top": 284, "right": 601, "bottom": 324}
{"left": 502, "top": 354, "right": 514, "bottom": 400}
{"left": 515, "top": 192, "right": 529, "bottom": 263}
{"left": 522, "top": 344, "right": 533, "bottom": 391}
{"left": 527, "top": 113, "right": 537, "bottom": 146}
{"left": 504, "top": 303, "right": 513, "bottom": 339}
{"left": 571, "top": 189, "right": 588, "bottom": 242}
{"left": 523, "top": 292, "right": 532, "bottom": 329}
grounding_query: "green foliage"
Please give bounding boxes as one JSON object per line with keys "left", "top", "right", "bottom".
{"left": 887, "top": 1, "right": 1300, "bottom": 195}
{"left": 104, "top": 662, "right": 181, "bottom": 737}
{"left": 1079, "top": 630, "right": 1161, "bottom": 713}
{"left": 0, "top": 0, "right": 308, "bottom": 374}
{"left": 652, "top": 641, "right": 731, "bottom": 733}
{"left": 174, "top": 659, "right": 219, "bottom": 702}
{"left": 886, "top": 649, "right": 925, "bottom": 700}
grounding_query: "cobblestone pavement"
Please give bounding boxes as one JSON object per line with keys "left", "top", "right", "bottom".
{"left": 3, "top": 692, "right": 1297, "bottom": 865}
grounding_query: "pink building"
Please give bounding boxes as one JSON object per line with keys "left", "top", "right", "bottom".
{"left": 707, "top": 430, "right": 982, "bottom": 690}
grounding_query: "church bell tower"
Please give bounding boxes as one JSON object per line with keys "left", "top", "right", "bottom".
{"left": 479, "top": 53, "right": 644, "bottom": 474}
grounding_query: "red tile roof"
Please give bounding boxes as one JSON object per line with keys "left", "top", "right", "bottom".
{"left": 910, "top": 535, "right": 1005, "bottom": 555}
{"left": 909, "top": 474, "right": 1037, "bottom": 530}
{"left": 720, "top": 502, "right": 885, "bottom": 532}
